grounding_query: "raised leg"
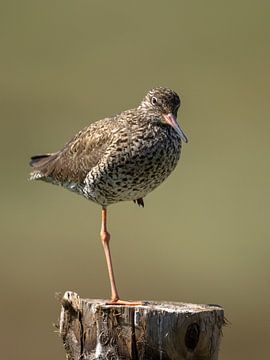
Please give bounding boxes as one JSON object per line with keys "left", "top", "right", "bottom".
{"left": 100, "top": 207, "right": 143, "bottom": 306}
{"left": 133, "top": 198, "right": 144, "bottom": 207}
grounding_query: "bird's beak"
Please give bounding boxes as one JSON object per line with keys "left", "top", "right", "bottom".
{"left": 163, "top": 113, "right": 188, "bottom": 143}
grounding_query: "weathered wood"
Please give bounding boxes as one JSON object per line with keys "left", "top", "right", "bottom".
{"left": 59, "top": 291, "right": 224, "bottom": 360}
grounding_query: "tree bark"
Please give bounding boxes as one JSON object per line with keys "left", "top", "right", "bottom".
{"left": 59, "top": 291, "right": 224, "bottom": 360}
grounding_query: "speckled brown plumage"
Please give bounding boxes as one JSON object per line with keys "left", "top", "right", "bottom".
{"left": 29, "top": 87, "right": 188, "bottom": 304}
{"left": 30, "top": 87, "right": 187, "bottom": 206}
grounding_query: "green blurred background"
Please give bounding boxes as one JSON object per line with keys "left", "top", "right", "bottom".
{"left": 1, "top": 1, "right": 269, "bottom": 359}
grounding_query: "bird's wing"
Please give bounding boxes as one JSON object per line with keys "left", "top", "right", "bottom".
{"left": 35, "top": 117, "right": 116, "bottom": 184}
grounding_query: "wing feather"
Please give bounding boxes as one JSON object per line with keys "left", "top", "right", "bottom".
{"left": 31, "top": 117, "right": 114, "bottom": 184}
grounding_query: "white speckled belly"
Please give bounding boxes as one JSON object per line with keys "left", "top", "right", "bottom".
{"left": 83, "top": 136, "right": 181, "bottom": 206}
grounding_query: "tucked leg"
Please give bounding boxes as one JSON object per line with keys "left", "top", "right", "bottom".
{"left": 133, "top": 198, "right": 144, "bottom": 207}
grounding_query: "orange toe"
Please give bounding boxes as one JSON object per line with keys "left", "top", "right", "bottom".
{"left": 106, "top": 299, "right": 144, "bottom": 306}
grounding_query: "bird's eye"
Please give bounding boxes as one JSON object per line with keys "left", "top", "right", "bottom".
{"left": 151, "top": 96, "right": 158, "bottom": 105}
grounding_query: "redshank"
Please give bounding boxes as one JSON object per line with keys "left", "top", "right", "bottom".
{"left": 29, "top": 87, "right": 188, "bottom": 304}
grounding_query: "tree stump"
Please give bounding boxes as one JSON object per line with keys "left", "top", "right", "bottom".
{"left": 59, "top": 291, "right": 224, "bottom": 360}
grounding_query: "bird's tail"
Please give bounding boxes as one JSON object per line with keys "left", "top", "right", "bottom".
{"left": 30, "top": 154, "right": 52, "bottom": 167}
{"left": 29, "top": 153, "right": 57, "bottom": 180}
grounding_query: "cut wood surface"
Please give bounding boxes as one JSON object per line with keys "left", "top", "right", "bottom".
{"left": 59, "top": 291, "right": 224, "bottom": 360}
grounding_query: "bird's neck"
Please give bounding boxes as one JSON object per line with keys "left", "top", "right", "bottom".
{"left": 137, "top": 105, "right": 159, "bottom": 119}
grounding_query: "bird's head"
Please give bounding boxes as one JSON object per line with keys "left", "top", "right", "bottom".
{"left": 140, "top": 87, "right": 188, "bottom": 143}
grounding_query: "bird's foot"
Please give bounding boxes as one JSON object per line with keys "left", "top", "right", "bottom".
{"left": 106, "top": 299, "right": 144, "bottom": 306}
{"left": 133, "top": 198, "right": 144, "bottom": 207}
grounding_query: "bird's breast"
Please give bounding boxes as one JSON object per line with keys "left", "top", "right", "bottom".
{"left": 83, "top": 125, "right": 182, "bottom": 206}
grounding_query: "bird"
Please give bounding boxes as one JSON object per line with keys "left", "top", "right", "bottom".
{"left": 29, "top": 87, "right": 188, "bottom": 305}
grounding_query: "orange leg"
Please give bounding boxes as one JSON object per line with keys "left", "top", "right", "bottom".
{"left": 100, "top": 207, "right": 143, "bottom": 306}
{"left": 100, "top": 207, "right": 119, "bottom": 302}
